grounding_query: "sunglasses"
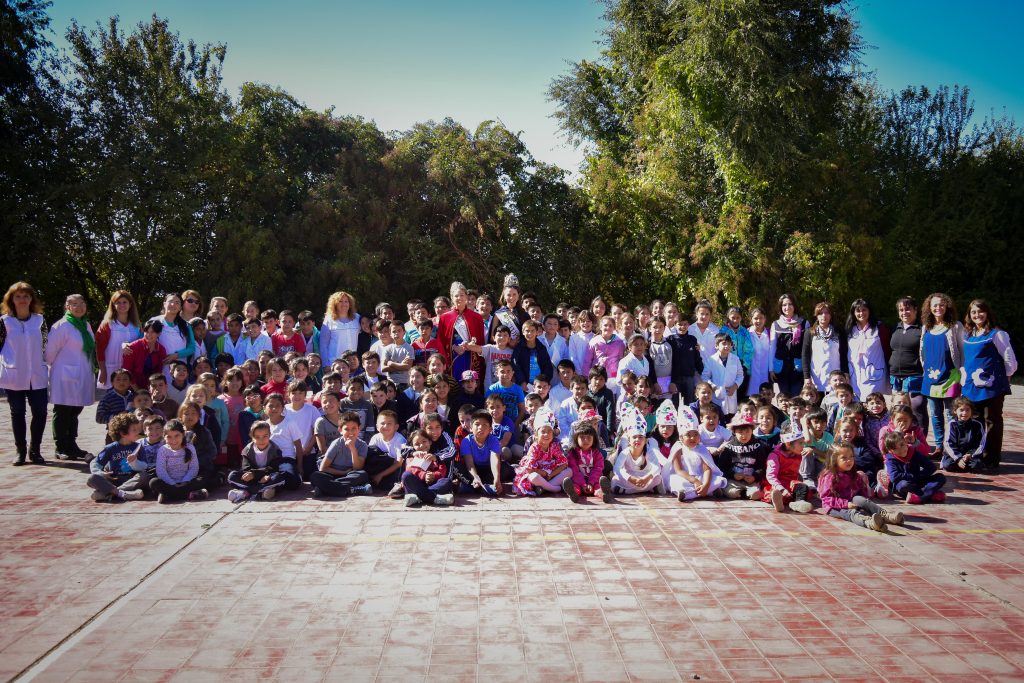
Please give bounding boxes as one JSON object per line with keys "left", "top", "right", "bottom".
{"left": 185, "top": 298, "right": 199, "bottom": 305}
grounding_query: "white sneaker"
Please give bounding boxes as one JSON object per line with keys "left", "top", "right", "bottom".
{"left": 746, "top": 485, "right": 762, "bottom": 500}
{"left": 227, "top": 489, "right": 249, "bottom": 504}
{"left": 388, "top": 482, "right": 405, "bottom": 499}
{"left": 724, "top": 486, "right": 742, "bottom": 500}
{"left": 433, "top": 493, "right": 454, "bottom": 506}
{"left": 771, "top": 487, "right": 786, "bottom": 512}
{"left": 404, "top": 494, "right": 422, "bottom": 507}
{"left": 91, "top": 490, "right": 109, "bottom": 502}
{"left": 120, "top": 489, "right": 144, "bottom": 501}
{"left": 260, "top": 486, "right": 275, "bottom": 500}
{"left": 789, "top": 500, "right": 813, "bottom": 514}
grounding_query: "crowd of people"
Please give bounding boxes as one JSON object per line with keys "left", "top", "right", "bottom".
{"left": 0, "top": 276, "right": 1016, "bottom": 528}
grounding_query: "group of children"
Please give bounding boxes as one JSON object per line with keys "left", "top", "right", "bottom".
{"left": 85, "top": 289, "right": 989, "bottom": 532}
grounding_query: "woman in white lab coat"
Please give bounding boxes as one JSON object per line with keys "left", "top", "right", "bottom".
{"left": 1, "top": 282, "right": 49, "bottom": 465}
{"left": 47, "top": 294, "right": 98, "bottom": 460}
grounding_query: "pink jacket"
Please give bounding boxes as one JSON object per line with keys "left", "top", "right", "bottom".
{"left": 584, "top": 336, "right": 626, "bottom": 378}
{"left": 567, "top": 447, "right": 604, "bottom": 490}
{"left": 817, "top": 469, "right": 870, "bottom": 514}
{"left": 877, "top": 424, "right": 929, "bottom": 458}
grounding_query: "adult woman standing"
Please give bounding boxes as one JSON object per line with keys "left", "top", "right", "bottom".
{"left": 320, "top": 291, "right": 360, "bottom": 366}
{"left": 491, "top": 274, "right": 529, "bottom": 346}
{"left": 961, "top": 299, "right": 1017, "bottom": 469}
{"left": 769, "top": 294, "right": 808, "bottom": 397}
{"left": 920, "top": 293, "right": 964, "bottom": 456}
{"left": 888, "top": 296, "right": 929, "bottom": 436}
{"left": 801, "top": 302, "right": 848, "bottom": 393}
{"left": 1, "top": 282, "right": 49, "bottom": 465}
{"left": 46, "top": 294, "right": 97, "bottom": 461}
{"left": 436, "top": 282, "right": 485, "bottom": 378}
{"left": 846, "top": 299, "right": 890, "bottom": 400}
{"left": 150, "top": 293, "right": 196, "bottom": 382}
{"left": 181, "top": 290, "right": 204, "bottom": 322}
{"left": 747, "top": 307, "right": 771, "bottom": 397}
{"left": 95, "top": 290, "right": 142, "bottom": 388}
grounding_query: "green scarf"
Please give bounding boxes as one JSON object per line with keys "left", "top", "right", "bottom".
{"left": 64, "top": 312, "right": 97, "bottom": 375}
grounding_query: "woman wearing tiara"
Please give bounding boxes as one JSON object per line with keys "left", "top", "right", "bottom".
{"left": 490, "top": 274, "right": 530, "bottom": 347}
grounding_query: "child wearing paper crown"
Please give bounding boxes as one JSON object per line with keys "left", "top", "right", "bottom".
{"left": 610, "top": 404, "right": 665, "bottom": 494}
{"left": 650, "top": 400, "right": 679, "bottom": 464}
{"left": 764, "top": 423, "right": 814, "bottom": 513}
{"left": 667, "top": 404, "right": 727, "bottom": 501}
{"left": 513, "top": 407, "right": 571, "bottom": 496}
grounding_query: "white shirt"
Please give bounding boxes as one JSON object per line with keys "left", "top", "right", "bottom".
{"left": 688, "top": 322, "right": 721, "bottom": 362}
{"left": 369, "top": 432, "right": 407, "bottom": 459}
{"left": 268, "top": 414, "right": 305, "bottom": 459}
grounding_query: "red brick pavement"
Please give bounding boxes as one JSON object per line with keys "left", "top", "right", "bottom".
{"left": 2, "top": 396, "right": 1024, "bottom": 682}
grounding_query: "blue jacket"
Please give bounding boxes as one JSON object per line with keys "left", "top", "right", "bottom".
{"left": 885, "top": 449, "right": 937, "bottom": 489}
{"left": 512, "top": 341, "right": 553, "bottom": 387}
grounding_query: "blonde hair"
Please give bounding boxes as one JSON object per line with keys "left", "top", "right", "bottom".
{"left": 1, "top": 281, "right": 43, "bottom": 316}
{"left": 324, "top": 291, "right": 357, "bottom": 322}
{"left": 100, "top": 290, "right": 141, "bottom": 328}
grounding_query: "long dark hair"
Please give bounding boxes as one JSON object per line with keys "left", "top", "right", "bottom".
{"left": 163, "top": 293, "right": 191, "bottom": 341}
{"left": 846, "top": 298, "right": 878, "bottom": 333}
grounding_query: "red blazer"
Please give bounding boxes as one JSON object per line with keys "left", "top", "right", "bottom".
{"left": 123, "top": 337, "right": 167, "bottom": 389}
{"left": 436, "top": 307, "right": 485, "bottom": 371}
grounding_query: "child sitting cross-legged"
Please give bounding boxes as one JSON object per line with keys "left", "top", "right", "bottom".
{"left": 151, "top": 419, "right": 206, "bottom": 503}
{"left": 610, "top": 404, "right": 665, "bottom": 495}
{"left": 87, "top": 413, "right": 147, "bottom": 502}
{"left": 309, "top": 411, "right": 374, "bottom": 498}
{"left": 715, "top": 414, "right": 769, "bottom": 500}
{"left": 818, "top": 440, "right": 904, "bottom": 532}
{"left": 667, "top": 405, "right": 727, "bottom": 502}
{"left": 883, "top": 431, "right": 948, "bottom": 505}
{"left": 513, "top": 407, "right": 571, "bottom": 496}
{"left": 458, "top": 409, "right": 514, "bottom": 496}
{"left": 227, "top": 420, "right": 286, "bottom": 503}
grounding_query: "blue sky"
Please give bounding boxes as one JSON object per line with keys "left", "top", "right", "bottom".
{"left": 47, "top": 1, "right": 1024, "bottom": 172}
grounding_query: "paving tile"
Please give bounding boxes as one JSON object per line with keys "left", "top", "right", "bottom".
{"left": 3, "top": 395, "right": 1024, "bottom": 682}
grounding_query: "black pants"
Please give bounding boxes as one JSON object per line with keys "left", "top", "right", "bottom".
{"left": 309, "top": 469, "right": 368, "bottom": 497}
{"left": 7, "top": 387, "right": 48, "bottom": 454}
{"left": 150, "top": 477, "right": 205, "bottom": 501}
{"left": 974, "top": 394, "right": 1006, "bottom": 467}
{"left": 674, "top": 375, "right": 697, "bottom": 404}
{"left": 52, "top": 404, "right": 87, "bottom": 457}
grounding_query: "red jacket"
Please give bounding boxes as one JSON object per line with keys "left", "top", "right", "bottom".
{"left": 436, "top": 307, "right": 486, "bottom": 371}
{"left": 122, "top": 337, "right": 167, "bottom": 389}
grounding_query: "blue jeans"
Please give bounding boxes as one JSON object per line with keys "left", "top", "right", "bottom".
{"left": 927, "top": 397, "right": 953, "bottom": 449}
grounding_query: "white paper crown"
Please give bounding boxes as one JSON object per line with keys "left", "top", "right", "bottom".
{"left": 655, "top": 399, "right": 677, "bottom": 426}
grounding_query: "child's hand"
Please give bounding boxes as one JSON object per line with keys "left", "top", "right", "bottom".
{"left": 425, "top": 472, "right": 436, "bottom": 484}
{"left": 472, "top": 475, "right": 483, "bottom": 488}
{"left": 127, "top": 453, "right": 137, "bottom": 464}
{"left": 241, "top": 472, "right": 254, "bottom": 482}
{"left": 260, "top": 475, "right": 270, "bottom": 483}
{"left": 494, "top": 481, "right": 503, "bottom": 495}
{"left": 801, "top": 447, "right": 813, "bottom": 457}
{"left": 726, "top": 385, "right": 737, "bottom": 396}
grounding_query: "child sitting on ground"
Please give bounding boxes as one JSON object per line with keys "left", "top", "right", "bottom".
{"left": 563, "top": 423, "right": 611, "bottom": 503}
{"left": 765, "top": 423, "right": 814, "bottom": 513}
{"left": 513, "top": 407, "right": 571, "bottom": 496}
{"left": 799, "top": 408, "right": 833, "bottom": 493}
{"left": 715, "top": 414, "right": 769, "bottom": 500}
{"left": 942, "top": 397, "right": 987, "bottom": 472}
{"left": 668, "top": 406, "right": 727, "bottom": 501}
{"left": 227, "top": 420, "right": 286, "bottom": 502}
{"left": 151, "top": 419, "right": 205, "bottom": 503}
{"left": 400, "top": 428, "right": 456, "bottom": 507}
{"left": 610, "top": 405, "right": 664, "bottom": 495}
{"left": 818, "top": 440, "right": 904, "bottom": 532}
{"left": 883, "top": 431, "right": 948, "bottom": 505}
{"left": 87, "top": 413, "right": 146, "bottom": 502}
{"left": 310, "top": 411, "right": 374, "bottom": 498}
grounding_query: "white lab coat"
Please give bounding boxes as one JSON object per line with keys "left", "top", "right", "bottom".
{"left": 0, "top": 314, "right": 48, "bottom": 391}
{"left": 701, "top": 352, "right": 745, "bottom": 414}
{"left": 46, "top": 318, "right": 96, "bottom": 407}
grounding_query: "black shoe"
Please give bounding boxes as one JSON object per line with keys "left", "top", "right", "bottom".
{"left": 792, "top": 483, "right": 809, "bottom": 502}
{"left": 28, "top": 447, "right": 45, "bottom": 465}
{"left": 12, "top": 452, "right": 26, "bottom": 466}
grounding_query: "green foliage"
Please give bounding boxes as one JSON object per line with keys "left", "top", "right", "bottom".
{"left": 550, "top": 0, "right": 1024, "bottom": 342}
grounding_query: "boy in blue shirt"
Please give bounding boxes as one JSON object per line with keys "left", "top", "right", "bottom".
{"left": 87, "top": 413, "right": 147, "bottom": 501}
{"left": 486, "top": 394, "right": 522, "bottom": 462}
{"left": 458, "top": 410, "right": 514, "bottom": 495}
{"left": 485, "top": 360, "right": 527, "bottom": 425}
